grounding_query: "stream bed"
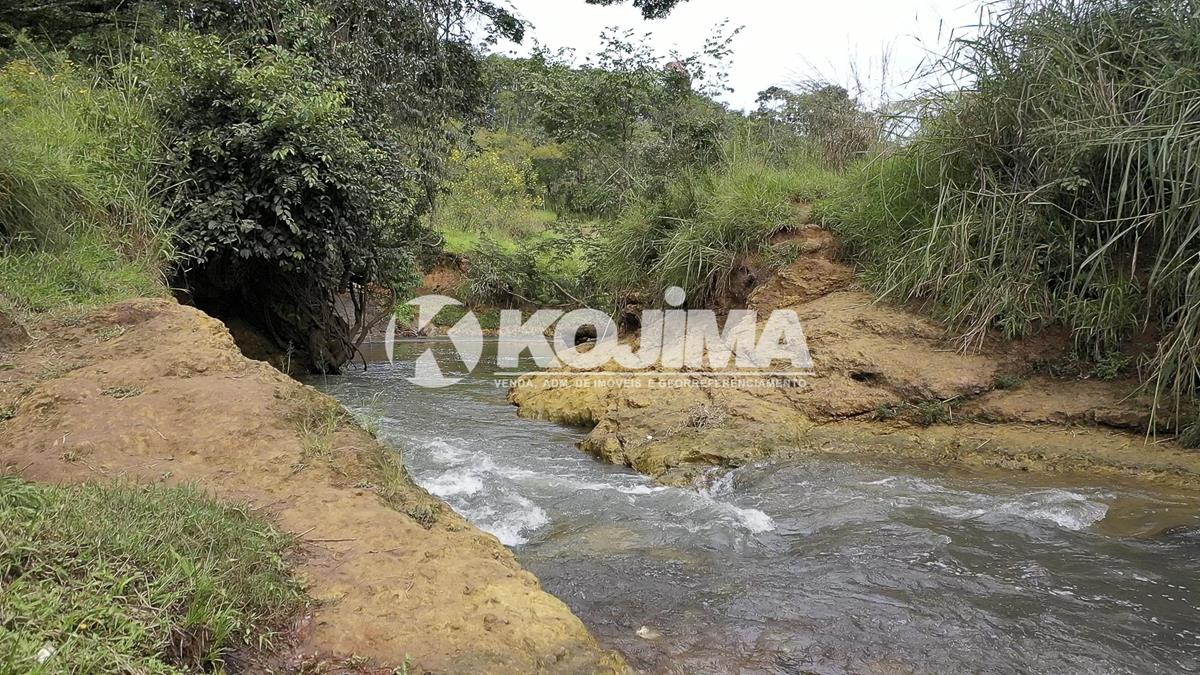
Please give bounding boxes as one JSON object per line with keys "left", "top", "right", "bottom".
{"left": 314, "top": 340, "right": 1200, "bottom": 674}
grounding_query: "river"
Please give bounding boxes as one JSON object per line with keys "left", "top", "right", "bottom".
{"left": 313, "top": 339, "right": 1200, "bottom": 674}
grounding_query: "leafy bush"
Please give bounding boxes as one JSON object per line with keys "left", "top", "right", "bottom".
{"left": 432, "top": 141, "right": 549, "bottom": 237}
{"left": 479, "top": 26, "right": 738, "bottom": 219}
{"left": 0, "top": 477, "right": 304, "bottom": 672}
{"left": 826, "top": 0, "right": 1200, "bottom": 423}
{"left": 152, "top": 31, "right": 423, "bottom": 372}
{"left": 464, "top": 223, "right": 591, "bottom": 307}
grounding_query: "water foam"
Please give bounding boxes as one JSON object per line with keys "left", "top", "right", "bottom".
{"left": 717, "top": 501, "right": 776, "bottom": 533}
{"left": 406, "top": 437, "right": 555, "bottom": 545}
{"left": 697, "top": 468, "right": 776, "bottom": 533}
{"left": 1007, "top": 490, "right": 1109, "bottom": 531}
{"left": 475, "top": 494, "right": 550, "bottom": 546}
{"left": 929, "top": 488, "right": 1109, "bottom": 531}
{"left": 424, "top": 470, "right": 485, "bottom": 497}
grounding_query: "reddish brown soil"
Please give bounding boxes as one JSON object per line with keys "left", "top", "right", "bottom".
{"left": 0, "top": 310, "right": 28, "bottom": 351}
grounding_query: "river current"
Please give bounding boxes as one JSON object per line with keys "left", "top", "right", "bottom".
{"left": 314, "top": 339, "right": 1200, "bottom": 674}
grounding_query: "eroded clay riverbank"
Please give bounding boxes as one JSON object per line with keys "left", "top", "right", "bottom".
{"left": 510, "top": 227, "right": 1200, "bottom": 491}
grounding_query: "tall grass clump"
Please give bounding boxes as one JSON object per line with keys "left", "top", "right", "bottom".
{"left": 0, "top": 477, "right": 305, "bottom": 672}
{"left": 826, "top": 0, "right": 1200, "bottom": 425}
{"left": 599, "top": 137, "right": 840, "bottom": 303}
{"left": 0, "top": 49, "right": 169, "bottom": 316}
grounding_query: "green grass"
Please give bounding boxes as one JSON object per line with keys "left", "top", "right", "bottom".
{"left": 0, "top": 50, "right": 169, "bottom": 320}
{"left": 993, "top": 374, "right": 1024, "bottom": 391}
{"left": 0, "top": 235, "right": 165, "bottom": 319}
{"left": 598, "top": 139, "right": 840, "bottom": 303}
{"left": 429, "top": 304, "right": 502, "bottom": 330}
{"left": 824, "top": 0, "right": 1200, "bottom": 427}
{"left": 0, "top": 477, "right": 305, "bottom": 673}
{"left": 872, "top": 400, "right": 952, "bottom": 426}
{"left": 440, "top": 227, "right": 488, "bottom": 256}
{"left": 360, "top": 445, "right": 441, "bottom": 529}
{"left": 100, "top": 384, "right": 143, "bottom": 399}
{"left": 0, "top": 53, "right": 166, "bottom": 254}
{"left": 439, "top": 214, "right": 556, "bottom": 258}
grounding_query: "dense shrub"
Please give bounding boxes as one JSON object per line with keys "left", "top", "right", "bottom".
{"left": 825, "top": 0, "right": 1200, "bottom": 423}
{"left": 432, "top": 142, "right": 547, "bottom": 236}
{"left": 463, "top": 224, "right": 590, "bottom": 307}
{"left": 2, "top": 0, "right": 522, "bottom": 370}
{"left": 479, "top": 27, "right": 737, "bottom": 218}
{"left": 151, "top": 31, "right": 423, "bottom": 372}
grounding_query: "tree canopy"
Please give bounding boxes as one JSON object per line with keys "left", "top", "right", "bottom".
{"left": 585, "top": 0, "right": 690, "bottom": 19}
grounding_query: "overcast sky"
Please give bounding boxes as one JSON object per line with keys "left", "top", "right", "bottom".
{"left": 490, "top": 0, "right": 986, "bottom": 110}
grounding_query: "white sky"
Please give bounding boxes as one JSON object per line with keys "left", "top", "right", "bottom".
{"left": 490, "top": 0, "right": 986, "bottom": 110}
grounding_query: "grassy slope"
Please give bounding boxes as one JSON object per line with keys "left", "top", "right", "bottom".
{"left": 822, "top": 0, "right": 1200, "bottom": 425}
{"left": 0, "top": 236, "right": 166, "bottom": 320}
{"left": 0, "top": 477, "right": 304, "bottom": 673}
{"left": 0, "top": 55, "right": 168, "bottom": 322}
{"left": 597, "top": 147, "right": 841, "bottom": 303}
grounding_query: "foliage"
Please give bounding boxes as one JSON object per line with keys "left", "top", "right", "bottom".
{"left": 480, "top": 24, "right": 739, "bottom": 217}
{"left": 0, "top": 52, "right": 166, "bottom": 259}
{"left": 149, "top": 30, "right": 424, "bottom": 372}
{"left": 825, "top": 0, "right": 1200, "bottom": 424}
{"left": 585, "top": 0, "right": 691, "bottom": 19}
{"left": 0, "top": 477, "right": 304, "bottom": 672}
{"left": 432, "top": 140, "right": 548, "bottom": 237}
{"left": 463, "top": 223, "right": 592, "bottom": 307}
{"left": 2, "top": 0, "right": 534, "bottom": 373}
{"left": 445, "top": 27, "right": 746, "bottom": 308}
{"left": 755, "top": 82, "right": 882, "bottom": 170}
{"left": 598, "top": 136, "right": 840, "bottom": 303}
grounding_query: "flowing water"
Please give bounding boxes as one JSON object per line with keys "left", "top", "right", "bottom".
{"left": 314, "top": 340, "right": 1200, "bottom": 674}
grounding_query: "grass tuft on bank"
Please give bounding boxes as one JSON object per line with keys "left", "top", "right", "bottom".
{"left": 0, "top": 477, "right": 305, "bottom": 673}
{"left": 598, "top": 139, "right": 840, "bottom": 303}
{"left": 0, "top": 235, "right": 166, "bottom": 318}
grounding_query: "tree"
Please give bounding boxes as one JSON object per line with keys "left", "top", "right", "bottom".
{"left": 755, "top": 82, "right": 880, "bottom": 169}
{"left": 584, "top": 0, "right": 690, "bottom": 19}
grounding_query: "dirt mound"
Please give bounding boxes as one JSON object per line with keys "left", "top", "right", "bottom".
{"left": 0, "top": 309, "right": 29, "bottom": 352}
{"left": 751, "top": 225, "right": 855, "bottom": 310}
{"left": 421, "top": 263, "right": 466, "bottom": 295}
{"left": 510, "top": 229, "right": 1199, "bottom": 489}
{"left": 0, "top": 299, "right": 624, "bottom": 673}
